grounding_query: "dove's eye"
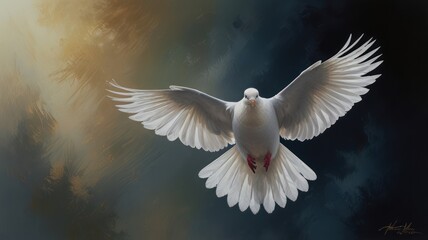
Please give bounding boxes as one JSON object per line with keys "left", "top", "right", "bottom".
{"left": 245, "top": 95, "right": 248, "bottom": 99}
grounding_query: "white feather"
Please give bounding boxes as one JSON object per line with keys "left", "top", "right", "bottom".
{"left": 199, "top": 144, "right": 316, "bottom": 214}
{"left": 108, "top": 81, "right": 235, "bottom": 152}
{"left": 271, "top": 34, "right": 382, "bottom": 141}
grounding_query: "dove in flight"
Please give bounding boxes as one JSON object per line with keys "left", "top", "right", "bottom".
{"left": 108, "top": 35, "right": 382, "bottom": 214}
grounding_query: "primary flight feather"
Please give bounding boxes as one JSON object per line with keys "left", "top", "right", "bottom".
{"left": 108, "top": 35, "right": 382, "bottom": 214}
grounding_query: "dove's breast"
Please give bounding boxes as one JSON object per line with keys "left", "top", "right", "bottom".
{"left": 232, "top": 99, "right": 280, "bottom": 161}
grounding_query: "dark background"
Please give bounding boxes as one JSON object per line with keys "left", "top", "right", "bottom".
{"left": 202, "top": 0, "right": 428, "bottom": 239}
{"left": 0, "top": 0, "right": 427, "bottom": 239}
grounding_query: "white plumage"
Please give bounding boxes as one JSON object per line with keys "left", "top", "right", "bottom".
{"left": 108, "top": 35, "right": 382, "bottom": 214}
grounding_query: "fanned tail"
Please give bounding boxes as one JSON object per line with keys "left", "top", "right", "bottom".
{"left": 198, "top": 144, "right": 316, "bottom": 214}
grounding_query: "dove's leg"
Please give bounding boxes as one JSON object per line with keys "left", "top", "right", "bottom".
{"left": 263, "top": 152, "right": 272, "bottom": 171}
{"left": 247, "top": 154, "right": 256, "bottom": 173}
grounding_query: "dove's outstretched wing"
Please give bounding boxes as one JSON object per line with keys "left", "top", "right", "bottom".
{"left": 271, "top": 35, "right": 382, "bottom": 141}
{"left": 108, "top": 81, "right": 235, "bottom": 152}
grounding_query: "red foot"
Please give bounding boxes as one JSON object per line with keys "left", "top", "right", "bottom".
{"left": 263, "top": 152, "right": 272, "bottom": 172}
{"left": 247, "top": 154, "right": 256, "bottom": 173}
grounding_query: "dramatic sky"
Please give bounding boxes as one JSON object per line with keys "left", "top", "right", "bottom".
{"left": 0, "top": 0, "right": 427, "bottom": 239}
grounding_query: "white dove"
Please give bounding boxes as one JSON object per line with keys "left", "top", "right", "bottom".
{"left": 108, "top": 35, "right": 382, "bottom": 214}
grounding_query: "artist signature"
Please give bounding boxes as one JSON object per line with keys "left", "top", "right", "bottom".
{"left": 379, "top": 220, "right": 422, "bottom": 236}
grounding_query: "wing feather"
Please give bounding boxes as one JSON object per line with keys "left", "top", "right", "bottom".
{"left": 108, "top": 81, "right": 235, "bottom": 152}
{"left": 271, "top": 34, "right": 382, "bottom": 141}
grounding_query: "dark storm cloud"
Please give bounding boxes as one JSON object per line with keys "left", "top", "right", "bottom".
{"left": 295, "top": 119, "right": 390, "bottom": 240}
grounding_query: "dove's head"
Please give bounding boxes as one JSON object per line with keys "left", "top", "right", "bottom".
{"left": 244, "top": 88, "right": 259, "bottom": 108}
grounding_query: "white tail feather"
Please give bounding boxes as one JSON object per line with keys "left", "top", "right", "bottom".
{"left": 198, "top": 144, "right": 317, "bottom": 214}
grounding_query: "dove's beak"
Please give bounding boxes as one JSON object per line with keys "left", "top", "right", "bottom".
{"left": 249, "top": 99, "right": 256, "bottom": 107}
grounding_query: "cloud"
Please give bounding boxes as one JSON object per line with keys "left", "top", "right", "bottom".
{"left": 332, "top": 118, "right": 387, "bottom": 207}
{"left": 292, "top": 118, "right": 389, "bottom": 240}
